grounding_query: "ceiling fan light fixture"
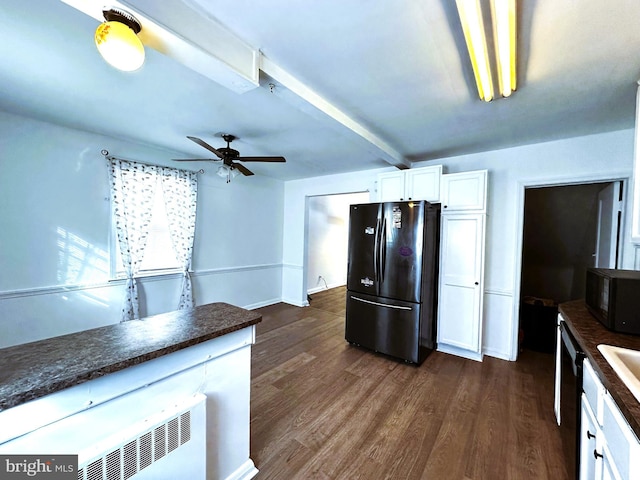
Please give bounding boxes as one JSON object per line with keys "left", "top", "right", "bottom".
{"left": 216, "top": 164, "right": 239, "bottom": 182}
{"left": 94, "top": 9, "right": 145, "bottom": 72}
{"left": 456, "top": 0, "right": 494, "bottom": 102}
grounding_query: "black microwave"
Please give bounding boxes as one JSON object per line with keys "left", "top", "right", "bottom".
{"left": 585, "top": 268, "right": 640, "bottom": 335}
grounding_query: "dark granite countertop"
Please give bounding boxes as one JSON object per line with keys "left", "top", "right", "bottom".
{"left": 559, "top": 300, "right": 640, "bottom": 440}
{"left": 0, "top": 303, "right": 261, "bottom": 412}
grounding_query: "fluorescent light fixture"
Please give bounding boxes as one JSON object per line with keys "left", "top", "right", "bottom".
{"left": 491, "top": 0, "right": 517, "bottom": 97}
{"left": 456, "top": 0, "right": 517, "bottom": 101}
{"left": 456, "top": 0, "right": 494, "bottom": 102}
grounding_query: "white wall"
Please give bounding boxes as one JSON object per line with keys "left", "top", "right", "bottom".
{"left": 306, "top": 192, "right": 369, "bottom": 294}
{"left": 3, "top": 109, "right": 635, "bottom": 358}
{"left": 282, "top": 171, "right": 378, "bottom": 305}
{"left": 0, "top": 111, "right": 284, "bottom": 348}
{"left": 283, "top": 129, "right": 638, "bottom": 359}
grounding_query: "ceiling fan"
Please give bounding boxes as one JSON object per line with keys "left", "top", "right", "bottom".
{"left": 174, "top": 134, "right": 286, "bottom": 182}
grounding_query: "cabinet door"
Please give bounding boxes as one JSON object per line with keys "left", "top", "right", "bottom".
{"left": 580, "top": 394, "right": 602, "bottom": 480}
{"left": 602, "top": 392, "right": 640, "bottom": 480}
{"left": 601, "top": 444, "right": 622, "bottom": 480}
{"left": 437, "top": 213, "right": 485, "bottom": 352}
{"left": 441, "top": 170, "right": 487, "bottom": 212}
{"left": 377, "top": 171, "right": 405, "bottom": 202}
{"left": 405, "top": 165, "right": 442, "bottom": 202}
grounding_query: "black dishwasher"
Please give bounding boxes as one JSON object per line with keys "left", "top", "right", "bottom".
{"left": 557, "top": 320, "right": 585, "bottom": 480}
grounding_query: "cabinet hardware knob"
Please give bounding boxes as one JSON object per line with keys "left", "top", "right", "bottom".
{"left": 475, "top": 282, "right": 479, "bottom": 285}
{"left": 444, "top": 205, "right": 448, "bottom": 208}
{"left": 587, "top": 430, "right": 595, "bottom": 439}
{"left": 593, "top": 449, "right": 603, "bottom": 459}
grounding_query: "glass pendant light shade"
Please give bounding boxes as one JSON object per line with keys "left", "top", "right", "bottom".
{"left": 95, "top": 16, "right": 145, "bottom": 72}
{"left": 216, "top": 165, "right": 229, "bottom": 178}
{"left": 216, "top": 164, "right": 240, "bottom": 183}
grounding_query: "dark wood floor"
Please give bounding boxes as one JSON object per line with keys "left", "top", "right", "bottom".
{"left": 250, "top": 287, "right": 567, "bottom": 480}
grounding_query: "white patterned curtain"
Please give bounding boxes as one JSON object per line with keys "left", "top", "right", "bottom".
{"left": 108, "top": 159, "right": 158, "bottom": 321}
{"left": 160, "top": 167, "right": 198, "bottom": 309}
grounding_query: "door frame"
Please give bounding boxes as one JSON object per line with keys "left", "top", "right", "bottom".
{"left": 303, "top": 190, "right": 371, "bottom": 300}
{"left": 594, "top": 181, "right": 622, "bottom": 268}
{"left": 510, "top": 171, "right": 629, "bottom": 361}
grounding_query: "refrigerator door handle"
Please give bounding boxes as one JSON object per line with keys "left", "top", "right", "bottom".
{"left": 349, "top": 295, "right": 413, "bottom": 311}
{"left": 380, "top": 216, "right": 387, "bottom": 284}
{"left": 373, "top": 216, "right": 381, "bottom": 286}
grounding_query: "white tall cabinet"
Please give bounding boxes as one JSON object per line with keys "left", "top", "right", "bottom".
{"left": 437, "top": 170, "right": 488, "bottom": 361}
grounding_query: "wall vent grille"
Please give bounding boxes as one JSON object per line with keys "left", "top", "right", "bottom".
{"left": 77, "top": 402, "right": 193, "bottom": 480}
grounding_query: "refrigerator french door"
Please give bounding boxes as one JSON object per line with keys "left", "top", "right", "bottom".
{"left": 345, "top": 201, "right": 440, "bottom": 364}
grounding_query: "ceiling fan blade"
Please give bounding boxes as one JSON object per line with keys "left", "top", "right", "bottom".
{"left": 235, "top": 156, "right": 286, "bottom": 163}
{"left": 187, "top": 136, "right": 225, "bottom": 159}
{"left": 232, "top": 163, "right": 254, "bottom": 176}
{"left": 173, "top": 158, "right": 220, "bottom": 162}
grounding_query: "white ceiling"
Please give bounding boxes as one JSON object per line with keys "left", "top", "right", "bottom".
{"left": 1, "top": 0, "right": 640, "bottom": 181}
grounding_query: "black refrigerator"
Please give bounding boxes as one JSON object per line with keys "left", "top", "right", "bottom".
{"left": 345, "top": 200, "right": 440, "bottom": 364}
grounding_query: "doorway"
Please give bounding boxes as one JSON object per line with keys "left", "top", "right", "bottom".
{"left": 305, "top": 191, "right": 369, "bottom": 296}
{"left": 518, "top": 181, "right": 622, "bottom": 353}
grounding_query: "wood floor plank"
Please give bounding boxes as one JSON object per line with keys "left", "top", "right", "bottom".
{"left": 251, "top": 286, "right": 570, "bottom": 480}
{"left": 468, "top": 362, "right": 510, "bottom": 479}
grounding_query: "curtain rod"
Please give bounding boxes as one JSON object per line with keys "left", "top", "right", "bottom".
{"left": 101, "top": 149, "right": 205, "bottom": 174}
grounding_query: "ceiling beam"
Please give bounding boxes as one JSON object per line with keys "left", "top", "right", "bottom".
{"left": 261, "top": 56, "right": 410, "bottom": 170}
{"left": 60, "top": 0, "right": 410, "bottom": 169}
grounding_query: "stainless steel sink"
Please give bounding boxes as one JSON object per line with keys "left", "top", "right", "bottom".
{"left": 597, "top": 344, "right": 640, "bottom": 403}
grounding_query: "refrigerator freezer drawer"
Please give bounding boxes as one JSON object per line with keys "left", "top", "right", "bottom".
{"left": 345, "top": 291, "right": 424, "bottom": 363}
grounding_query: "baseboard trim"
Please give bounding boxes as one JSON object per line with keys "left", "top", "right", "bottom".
{"left": 223, "top": 459, "right": 258, "bottom": 480}
{"left": 307, "top": 282, "right": 345, "bottom": 295}
{"left": 282, "top": 297, "right": 309, "bottom": 307}
{"left": 243, "top": 298, "right": 282, "bottom": 310}
{"left": 437, "top": 343, "right": 483, "bottom": 362}
{"left": 482, "top": 347, "right": 513, "bottom": 361}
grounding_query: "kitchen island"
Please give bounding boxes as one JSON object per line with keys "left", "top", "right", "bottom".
{"left": 0, "top": 303, "right": 261, "bottom": 480}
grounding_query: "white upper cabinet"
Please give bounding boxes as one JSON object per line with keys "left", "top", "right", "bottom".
{"left": 377, "top": 165, "right": 442, "bottom": 203}
{"left": 441, "top": 170, "right": 487, "bottom": 212}
{"left": 377, "top": 171, "right": 405, "bottom": 202}
{"left": 405, "top": 167, "right": 442, "bottom": 202}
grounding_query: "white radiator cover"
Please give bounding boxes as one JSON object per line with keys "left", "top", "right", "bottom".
{"left": 77, "top": 394, "right": 206, "bottom": 480}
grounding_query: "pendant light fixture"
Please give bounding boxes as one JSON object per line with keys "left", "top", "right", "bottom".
{"left": 94, "top": 8, "right": 145, "bottom": 72}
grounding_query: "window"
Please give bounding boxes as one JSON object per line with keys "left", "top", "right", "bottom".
{"left": 107, "top": 157, "right": 198, "bottom": 320}
{"left": 111, "top": 178, "right": 181, "bottom": 278}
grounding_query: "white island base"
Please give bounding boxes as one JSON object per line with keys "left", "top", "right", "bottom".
{"left": 0, "top": 326, "right": 258, "bottom": 480}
